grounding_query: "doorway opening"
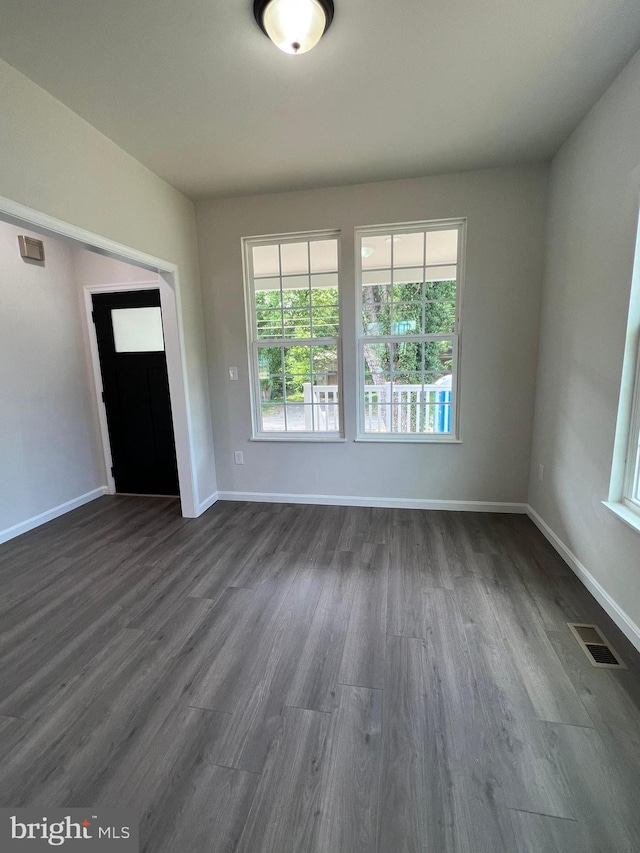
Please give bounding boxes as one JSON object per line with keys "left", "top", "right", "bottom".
{"left": 0, "top": 194, "right": 200, "bottom": 522}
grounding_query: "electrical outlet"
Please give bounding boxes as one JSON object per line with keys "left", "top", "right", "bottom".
{"left": 538, "top": 464, "right": 544, "bottom": 482}
{"left": 229, "top": 366, "right": 238, "bottom": 381}
{"left": 234, "top": 451, "right": 244, "bottom": 465}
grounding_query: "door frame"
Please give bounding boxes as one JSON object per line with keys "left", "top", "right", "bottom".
{"left": 0, "top": 193, "right": 200, "bottom": 518}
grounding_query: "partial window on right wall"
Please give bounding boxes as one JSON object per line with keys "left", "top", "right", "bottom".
{"left": 606, "top": 214, "right": 640, "bottom": 530}
{"left": 622, "top": 347, "right": 640, "bottom": 514}
{"left": 355, "top": 219, "right": 465, "bottom": 441}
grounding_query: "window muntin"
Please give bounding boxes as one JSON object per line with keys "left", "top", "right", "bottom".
{"left": 245, "top": 232, "right": 341, "bottom": 438}
{"left": 357, "top": 221, "right": 464, "bottom": 440}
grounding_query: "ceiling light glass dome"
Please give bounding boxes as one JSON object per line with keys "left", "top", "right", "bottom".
{"left": 254, "top": 0, "right": 334, "bottom": 55}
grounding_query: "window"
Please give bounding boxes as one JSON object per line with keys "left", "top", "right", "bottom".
{"left": 606, "top": 217, "right": 640, "bottom": 531}
{"left": 356, "top": 220, "right": 464, "bottom": 440}
{"left": 623, "top": 349, "right": 640, "bottom": 514}
{"left": 243, "top": 231, "right": 342, "bottom": 439}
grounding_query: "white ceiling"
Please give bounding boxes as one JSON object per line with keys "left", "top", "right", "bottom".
{"left": 1, "top": 0, "right": 639, "bottom": 199}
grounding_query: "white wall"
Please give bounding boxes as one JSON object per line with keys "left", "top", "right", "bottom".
{"left": 529, "top": 48, "right": 640, "bottom": 643}
{"left": 72, "top": 249, "right": 162, "bottom": 288}
{"left": 0, "top": 58, "right": 217, "bottom": 510}
{"left": 197, "top": 165, "right": 548, "bottom": 506}
{"left": 0, "top": 223, "right": 105, "bottom": 535}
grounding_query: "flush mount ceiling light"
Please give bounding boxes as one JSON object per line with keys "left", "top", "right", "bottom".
{"left": 254, "top": 0, "right": 334, "bottom": 55}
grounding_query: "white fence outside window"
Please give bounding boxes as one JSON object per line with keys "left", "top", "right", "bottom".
{"left": 300, "top": 383, "right": 452, "bottom": 434}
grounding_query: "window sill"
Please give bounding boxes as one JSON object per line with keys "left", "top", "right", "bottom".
{"left": 355, "top": 436, "right": 462, "bottom": 444}
{"left": 250, "top": 435, "right": 347, "bottom": 443}
{"left": 602, "top": 501, "right": 640, "bottom": 535}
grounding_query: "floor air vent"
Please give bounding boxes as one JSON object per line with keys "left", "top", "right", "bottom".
{"left": 568, "top": 623, "right": 627, "bottom": 670}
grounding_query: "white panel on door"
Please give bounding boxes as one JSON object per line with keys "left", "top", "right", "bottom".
{"left": 112, "top": 306, "right": 165, "bottom": 352}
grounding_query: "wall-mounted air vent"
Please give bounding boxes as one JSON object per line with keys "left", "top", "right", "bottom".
{"left": 568, "top": 623, "right": 627, "bottom": 670}
{"left": 18, "top": 235, "right": 45, "bottom": 263}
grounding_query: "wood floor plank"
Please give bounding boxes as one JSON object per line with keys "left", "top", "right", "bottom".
{"left": 211, "top": 566, "right": 325, "bottom": 771}
{"left": 93, "top": 705, "right": 231, "bottom": 811}
{"left": 0, "top": 626, "right": 149, "bottom": 806}
{"left": 338, "top": 544, "right": 387, "bottom": 689}
{"left": 386, "top": 548, "right": 437, "bottom": 638}
{"left": 277, "top": 504, "right": 337, "bottom": 557}
{"left": 123, "top": 537, "right": 242, "bottom": 630}
{"left": 358, "top": 506, "right": 391, "bottom": 546}
{"left": 422, "top": 512, "right": 458, "bottom": 589}
{"left": 459, "top": 511, "right": 504, "bottom": 558}
{"left": 0, "top": 540, "right": 134, "bottom": 650}
{"left": 509, "top": 811, "right": 595, "bottom": 853}
{"left": 226, "top": 547, "right": 302, "bottom": 590}
{"left": 0, "top": 560, "right": 175, "bottom": 718}
{"left": 0, "top": 714, "right": 28, "bottom": 763}
{"left": 315, "top": 685, "right": 382, "bottom": 853}
{"left": 235, "top": 706, "right": 330, "bottom": 853}
{"left": 0, "top": 594, "right": 244, "bottom": 806}
{"left": 141, "top": 763, "right": 260, "bottom": 853}
{"left": 186, "top": 555, "right": 309, "bottom": 715}
{"left": 547, "top": 627, "right": 640, "bottom": 787}
{"left": 420, "top": 588, "right": 519, "bottom": 853}
{"left": 547, "top": 721, "right": 640, "bottom": 852}
{"left": 455, "top": 575, "right": 576, "bottom": 819}
{"left": 286, "top": 552, "right": 357, "bottom": 712}
{"left": 187, "top": 530, "right": 280, "bottom": 601}
{"left": 0, "top": 557, "right": 78, "bottom": 617}
{"left": 333, "top": 506, "right": 366, "bottom": 553}
{"left": 436, "top": 511, "right": 473, "bottom": 578}
{"left": 379, "top": 634, "right": 455, "bottom": 853}
{"left": 90, "top": 703, "right": 259, "bottom": 853}
{"left": 476, "top": 564, "right": 594, "bottom": 727}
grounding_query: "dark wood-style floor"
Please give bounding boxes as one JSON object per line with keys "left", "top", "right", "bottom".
{"left": 1, "top": 497, "right": 639, "bottom": 852}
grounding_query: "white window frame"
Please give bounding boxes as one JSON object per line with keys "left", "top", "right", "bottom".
{"left": 605, "top": 207, "right": 640, "bottom": 533}
{"left": 355, "top": 218, "right": 466, "bottom": 442}
{"left": 605, "top": 338, "right": 640, "bottom": 533}
{"left": 622, "top": 346, "right": 640, "bottom": 516}
{"left": 242, "top": 229, "right": 344, "bottom": 442}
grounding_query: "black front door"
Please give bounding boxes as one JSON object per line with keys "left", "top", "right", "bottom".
{"left": 92, "top": 289, "right": 179, "bottom": 496}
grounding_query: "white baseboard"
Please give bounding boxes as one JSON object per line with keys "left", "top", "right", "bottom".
{"left": 526, "top": 505, "right": 640, "bottom": 653}
{"left": 0, "top": 486, "right": 109, "bottom": 545}
{"left": 217, "top": 490, "right": 528, "bottom": 514}
{"left": 197, "top": 491, "right": 219, "bottom": 515}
